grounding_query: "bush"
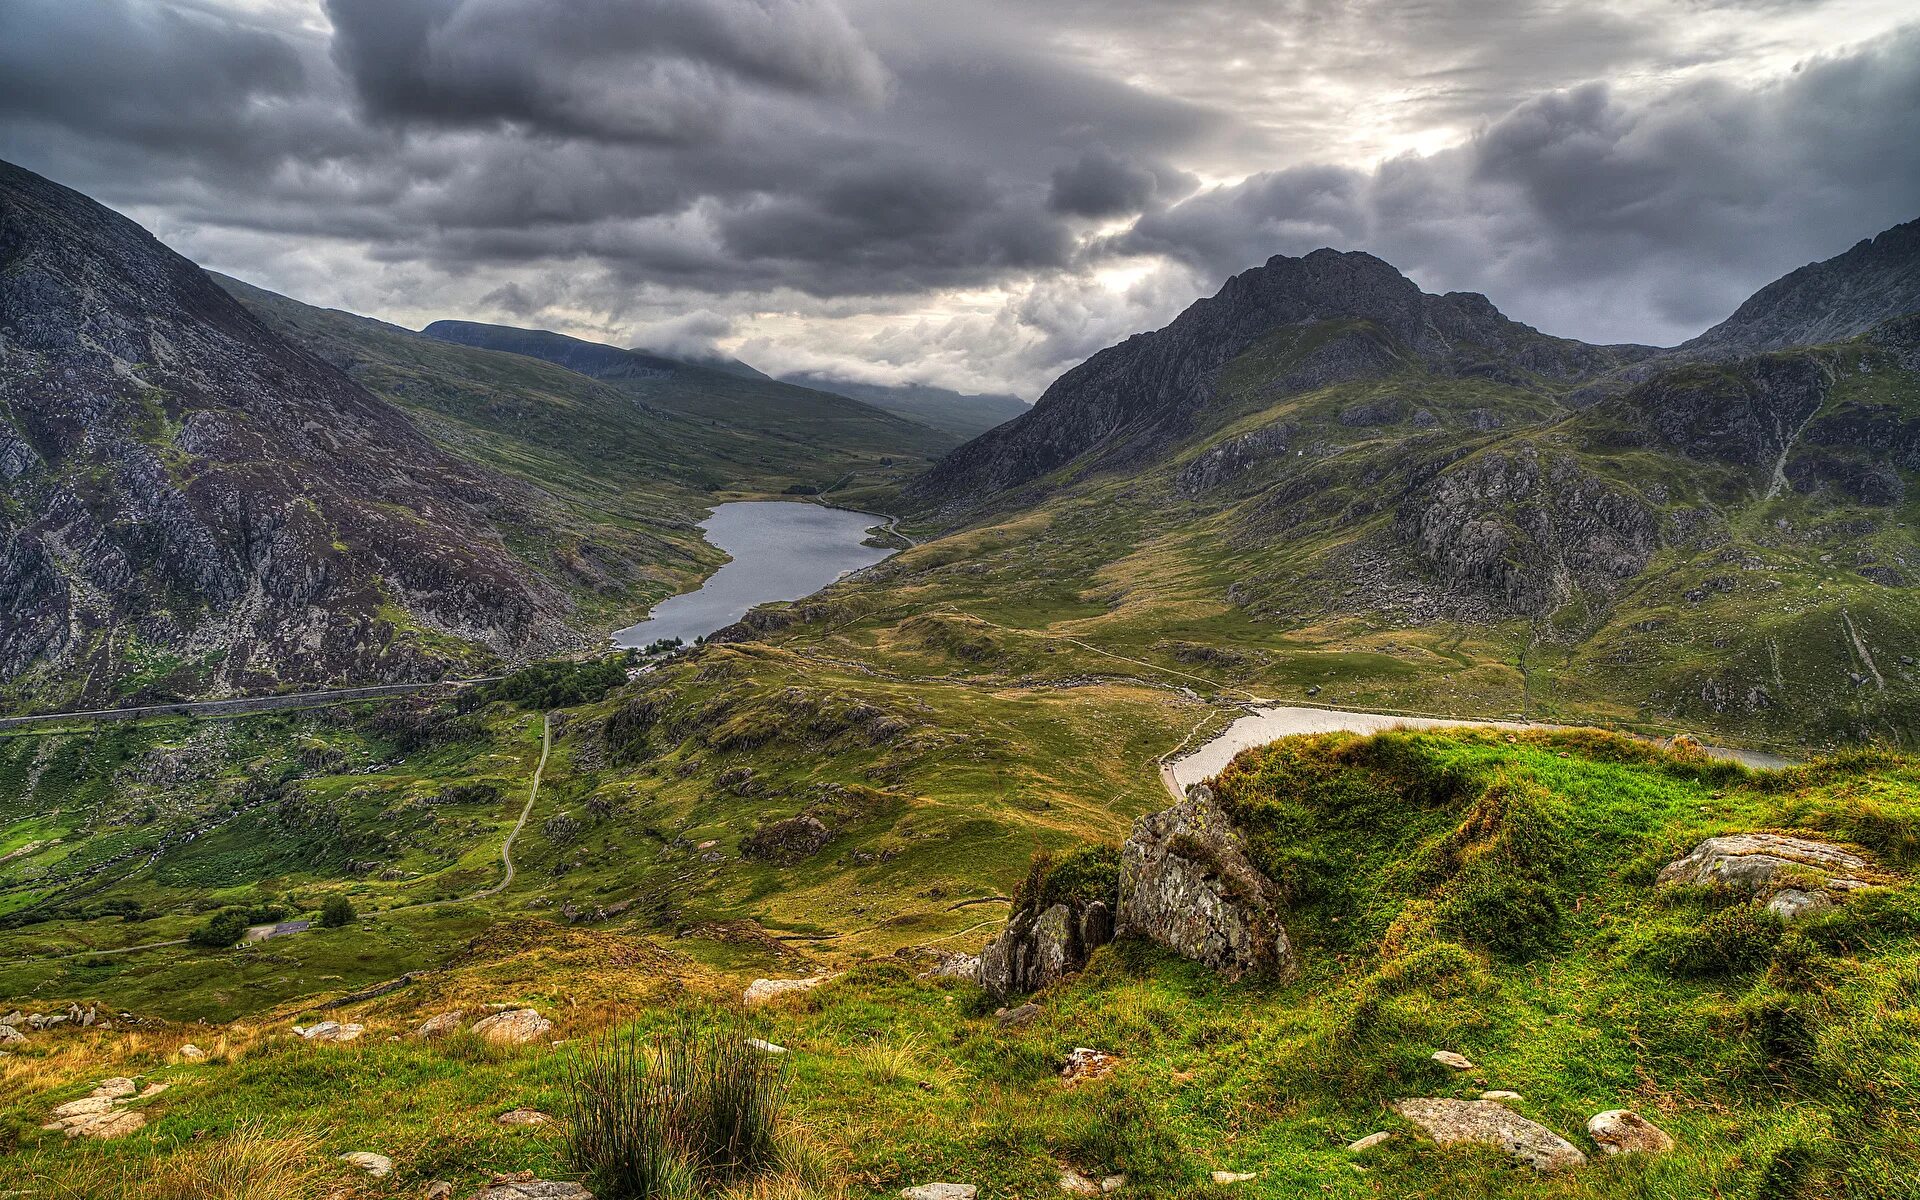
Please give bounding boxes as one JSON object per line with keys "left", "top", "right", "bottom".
{"left": 1659, "top": 904, "right": 1785, "bottom": 976}
{"left": 319, "top": 895, "right": 357, "bottom": 928}
{"left": 568, "top": 1018, "right": 785, "bottom": 1198}
{"left": 188, "top": 909, "right": 251, "bottom": 948}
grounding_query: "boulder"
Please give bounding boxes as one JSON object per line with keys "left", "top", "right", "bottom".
{"left": 743, "top": 975, "right": 834, "bottom": 1008}
{"left": 294, "top": 1021, "right": 364, "bottom": 1043}
{"left": 900, "top": 1186, "right": 976, "bottom": 1200}
{"left": 995, "top": 1002, "right": 1042, "bottom": 1030}
{"left": 177, "top": 1043, "right": 206, "bottom": 1061}
{"left": 413, "top": 1010, "right": 466, "bottom": 1039}
{"left": 339, "top": 1152, "right": 394, "bottom": 1178}
{"left": 1059, "top": 1171, "right": 1102, "bottom": 1196}
{"left": 739, "top": 815, "right": 832, "bottom": 865}
{"left": 1657, "top": 833, "right": 1872, "bottom": 918}
{"left": 472, "top": 1173, "right": 594, "bottom": 1200}
{"left": 496, "top": 1108, "right": 554, "bottom": 1127}
{"left": 1431, "top": 1051, "right": 1475, "bottom": 1071}
{"left": 1480, "top": 1090, "right": 1521, "bottom": 1101}
{"left": 45, "top": 1109, "right": 146, "bottom": 1139}
{"left": 0, "top": 1024, "right": 26, "bottom": 1046}
{"left": 1391, "top": 1098, "right": 1586, "bottom": 1171}
{"left": 1588, "top": 1109, "right": 1675, "bottom": 1156}
{"left": 1116, "top": 786, "right": 1292, "bottom": 980}
{"left": 470, "top": 1009, "right": 553, "bottom": 1045}
{"left": 746, "top": 1038, "right": 787, "bottom": 1055}
{"left": 91, "top": 1078, "right": 137, "bottom": 1099}
{"left": 1211, "top": 1172, "right": 1258, "bottom": 1184}
{"left": 921, "top": 952, "right": 981, "bottom": 981}
{"left": 1348, "top": 1132, "right": 1393, "bottom": 1152}
{"left": 979, "top": 898, "right": 1111, "bottom": 1001}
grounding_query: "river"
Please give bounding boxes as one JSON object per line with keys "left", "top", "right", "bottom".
{"left": 611, "top": 501, "right": 894, "bottom": 650}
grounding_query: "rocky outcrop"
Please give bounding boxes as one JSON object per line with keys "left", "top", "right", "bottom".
{"left": 1391, "top": 1098, "right": 1586, "bottom": 1171}
{"left": 1399, "top": 442, "right": 1658, "bottom": 618}
{"left": 1116, "top": 786, "right": 1293, "bottom": 980}
{"left": 1656, "top": 833, "right": 1873, "bottom": 918}
{"left": 743, "top": 975, "right": 835, "bottom": 1007}
{"left": 979, "top": 899, "right": 1114, "bottom": 1001}
{"left": 740, "top": 815, "right": 833, "bottom": 865}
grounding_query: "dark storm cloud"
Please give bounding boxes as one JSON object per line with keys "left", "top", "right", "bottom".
{"left": 0, "top": 0, "right": 1915, "bottom": 390}
{"left": 0, "top": 0, "right": 305, "bottom": 150}
{"left": 1048, "top": 149, "right": 1195, "bottom": 218}
{"left": 324, "top": 0, "right": 888, "bottom": 143}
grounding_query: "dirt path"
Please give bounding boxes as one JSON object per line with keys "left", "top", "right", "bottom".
{"left": 468, "top": 712, "right": 551, "bottom": 900}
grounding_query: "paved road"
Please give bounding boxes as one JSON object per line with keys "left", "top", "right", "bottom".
{"left": 0, "top": 678, "right": 497, "bottom": 732}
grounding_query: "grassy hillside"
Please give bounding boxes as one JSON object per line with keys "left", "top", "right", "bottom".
{"left": 3, "top": 727, "right": 1916, "bottom": 1198}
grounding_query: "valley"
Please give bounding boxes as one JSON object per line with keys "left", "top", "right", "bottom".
{"left": 2, "top": 158, "right": 1919, "bottom": 1199}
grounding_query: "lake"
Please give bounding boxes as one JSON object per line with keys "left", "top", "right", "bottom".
{"left": 611, "top": 501, "right": 894, "bottom": 649}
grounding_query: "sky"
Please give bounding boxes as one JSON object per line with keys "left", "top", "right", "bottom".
{"left": 2, "top": 0, "right": 1918, "bottom": 399}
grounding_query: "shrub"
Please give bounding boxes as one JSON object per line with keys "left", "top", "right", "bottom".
{"left": 1660, "top": 904, "right": 1785, "bottom": 976}
{"left": 568, "top": 1018, "right": 786, "bottom": 1198}
{"left": 319, "top": 895, "right": 357, "bottom": 928}
{"left": 188, "top": 908, "right": 251, "bottom": 948}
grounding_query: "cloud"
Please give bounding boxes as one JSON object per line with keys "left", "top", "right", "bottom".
{"left": 1117, "top": 26, "right": 1920, "bottom": 344}
{"left": 324, "top": 0, "right": 889, "bottom": 143}
{"left": 0, "top": 0, "right": 1916, "bottom": 392}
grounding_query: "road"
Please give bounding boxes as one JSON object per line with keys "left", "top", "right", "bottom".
{"left": 0, "top": 678, "right": 498, "bottom": 732}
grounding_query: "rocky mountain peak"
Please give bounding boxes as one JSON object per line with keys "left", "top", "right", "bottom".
{"left": 909, "top": 246, "right": 1630, "bottom": 512}
{"left": 1683, "top": 217, "right": 1920, "bottom": 356}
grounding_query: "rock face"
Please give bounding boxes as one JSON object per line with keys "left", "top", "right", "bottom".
{"left": 1391, "top": 1098, "right": 1587, "bottom": 1171}
{"left": 1116, "top": 786, "right": 1293, "bottom": 980}
{"left": 0, "top": 159, "right": 578, "bottom": 700}
{"left": 1656, "top": 833, "right": 1872, "bottom": 918}
{"left": 1683, "top": 218, "right": 1920, "bottom": 356}
{"left": 979, "top": 899, "right": 1115, "bottom": 1001}
{"left": 1587, "top": 1109, "right": 1675, "bottom": 1156}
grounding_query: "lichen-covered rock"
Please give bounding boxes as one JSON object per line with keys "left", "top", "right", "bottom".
{"left": 1588, "top": 1109, "right": 1675, "bottom": 1155}
{"left": 413, "top": 1010, "right": 466, "bottom": 1039}
{"left": 900, "top": 1184, "right": 976, "bottom": 1200}
{"left": 743, "top": 975, "right": 834, "bottom": 1007}
{"left": 739, "top": 815, "right": 832, "bottom": 865}
{"left": 471, "top": 1173, "right": 594, "bottom": 1200}
{"left": 1657, "top": 833, "right": 1872, "bottom": 918}
{"left": 979, "top": 897, "right": 1114, "bottom": 1001}
{"left": 1116, "top": 785, "right": 1292, "bottom": 980}
{"left": 1391, "top": 1098, "right": 1586, "bottom": 1171}
{"left": 470, "top": 1009, "right": 553, "bottom": 1045}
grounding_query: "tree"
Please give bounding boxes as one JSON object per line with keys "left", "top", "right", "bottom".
{"left": 320, "top": 894, "right": 358, "bottom": 928}
{"left": 187, "top": 909, "right": 250, "bottom": 948}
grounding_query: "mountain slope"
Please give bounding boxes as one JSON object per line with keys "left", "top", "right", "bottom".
{"left": 1683, "top": 218, "right": 1920, "bottom": 356}
{"left": 0, "top": 160, "right": 583, "bottom": 705}
{"left": 910, "top": 248, "right": 1654, "bottom": 512}
{"left": 777, "top": 373, "right": 1029, "bottom": 439}
{"left": 422, "top": 319, "right": 959, "bottom": 466}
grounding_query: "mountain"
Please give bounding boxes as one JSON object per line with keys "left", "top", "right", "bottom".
{"left": 883, "top": 226, "right": 1920, "bottom": 746}
{"left": 910, "top": 248, "right": 1654, "bottom": 511}
{"left": 0, "top": 160, "right": 598, "bottom": 704}
{"left": 1683, "top": 218, "right": 1920, "bottom": 356}
{"left": 776, "top": 373, "right": 1029, "bottom": 439}
{"left": 421, "top": 319, "right": 959, "bottom": 461}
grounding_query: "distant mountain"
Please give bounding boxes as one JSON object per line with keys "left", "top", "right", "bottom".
{"left": 777, "top": 374, "right": 1028, "bottom": 439}
{"left": 889, "top": 224, "right": 1920, "bottom": 745}
{"left": 1683, "top": 218, "right": 1920, "bottom": 356}
{"left": 911, "top": 248, "right": 1653, "bottom": 510}
{"left": 0, "top": 160, "right": 584, "bottom": 703}
{"left": 420, "top": 320, "right": 958, "bottom": 461}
